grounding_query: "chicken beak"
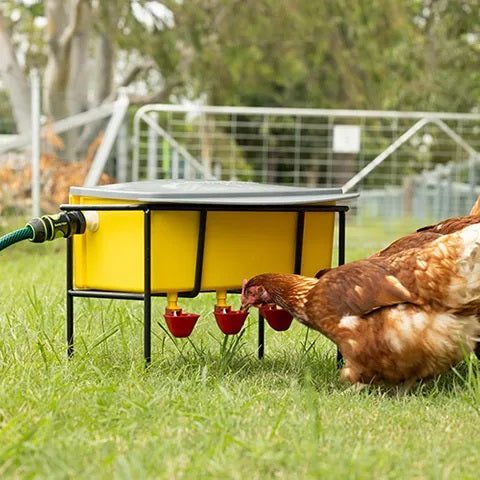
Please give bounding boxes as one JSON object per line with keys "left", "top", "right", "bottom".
{"left": 240, "top": 278, "right": 250, "bottom": 312}
{"left": 239, "top": 303, "right": 250, "bottom": 313}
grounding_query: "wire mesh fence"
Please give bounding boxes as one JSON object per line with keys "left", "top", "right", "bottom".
{"left": 2, "top": 90, "right": 480, "bottom": 224}
{"left": 132, "top": 105, "right": 480, "bottom": 222}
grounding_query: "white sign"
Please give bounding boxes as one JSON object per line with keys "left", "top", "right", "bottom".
{"left": 332, "top": 125, "right": 361, "bottom": 154}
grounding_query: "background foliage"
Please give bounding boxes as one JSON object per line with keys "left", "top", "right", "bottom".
{"left": 1, "top": 0, "right": 479, "bottom": 127}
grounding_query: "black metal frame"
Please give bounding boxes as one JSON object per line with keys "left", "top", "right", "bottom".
{"left": 61, "top": 202, "right": 349, "bottom": 363}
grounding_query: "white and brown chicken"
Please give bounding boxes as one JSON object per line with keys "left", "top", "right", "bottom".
{"left": 241, "top": 219, "right": 480, "bottom": 387}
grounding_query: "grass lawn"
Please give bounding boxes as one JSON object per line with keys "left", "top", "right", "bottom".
{"left": 0, "top": 217, "right": 479, "bottom": 479}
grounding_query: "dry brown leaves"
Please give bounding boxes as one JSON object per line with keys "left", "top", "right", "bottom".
{"left": 0, "top": 134, "right": 115, "bottom": 214}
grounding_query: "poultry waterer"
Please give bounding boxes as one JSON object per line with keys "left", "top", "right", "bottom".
{"left": 0, "top": 180, "right": 357, "bottom": 363}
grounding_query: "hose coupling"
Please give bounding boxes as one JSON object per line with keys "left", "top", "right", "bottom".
{"left": 26, "top": 211, "right": 87, "bottom": 243}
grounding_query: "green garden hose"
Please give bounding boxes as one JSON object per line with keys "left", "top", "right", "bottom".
{"left": 0, "top": 226, "right": 34, "bottom": 251}
{"left": 0, "top": 211, "right": 87, "bottom": 252}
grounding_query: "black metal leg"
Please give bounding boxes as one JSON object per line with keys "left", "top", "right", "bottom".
{"left": 294, "top": 211, "right": 305, "bottom": 274}
{"left": 338, "top": 210, "right": 346, "bottom": 266}
{"left": 336, "top": 210, "right": 346, "bottom": 365}
{"left": 66, "top": 237, "right": 74, "bottom": 358}
{"left": 144, "top": 209, "right": 152, "bottom": 364}
{"left": 258, "top": 312, "right": 265, "bottom": 359}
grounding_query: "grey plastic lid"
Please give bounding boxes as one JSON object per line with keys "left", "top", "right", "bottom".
{"left": 70, "top": 180, "right": 358, "bottom": 205}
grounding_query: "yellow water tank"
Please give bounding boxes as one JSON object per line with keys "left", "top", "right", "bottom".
{"left": 69, "top": 180, "right": 357, "bottom": 294}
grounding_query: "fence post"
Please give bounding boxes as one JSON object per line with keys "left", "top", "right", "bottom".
{"left": 419, "top": 171, "right": 428, "bottom": 221}
{"left": 213, "top": 161, "right": 222, "bottom": 179}
{"left": 30, "top": 69, "right": 41, "bottom": 217}
{"left": 445, "top": 163, "right": 453, "bottom": 217}
{"left": 402, "top": 176, "right": 413, "bottom": 217}
{"left": 469, "top": 156, "right": 477, "bottom": 209}
{"left": 147, "top": 112, "right": 158, "bottom": 180}
{"left": 171, "top": 150, "right": 179, "bottom": 179}
{"left": 162, "top": 138, "right": 170, "bottom": 178}
{"left": 116, "top": 119, "right": 129, "bottom": 183}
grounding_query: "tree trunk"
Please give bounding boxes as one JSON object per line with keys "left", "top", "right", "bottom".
{"left": 66, "top": 0, "right": 92, "bottom": 160}
{"left": 43, "top": 0, "right": 70, "bottom": 120}
{"left": 43, "top": 0, "right": 91, "bottom": 160}
{"left": 0, "top": 12, "right": 31, "bottom": 134}
{"left": 67, "top": 1, "right": 90, "bottom": 114}
{"left": 73, "top": 32, "right": 115, "bottom": 158}
{"left": 93, "top": 32, "right": 114, "bottom": 105}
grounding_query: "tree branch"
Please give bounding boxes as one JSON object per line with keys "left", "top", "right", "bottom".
{"left": 59, "top": 0, "right": 86, "bottom": 49}
{"left": 127, "top": 80, "right": 182, "bottom": 105}
{"left": 119, "top": 59, "right": 156, "bottom": 87}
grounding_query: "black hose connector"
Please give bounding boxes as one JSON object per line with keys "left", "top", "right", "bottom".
{"left": 27, "top": 211, "right": 87, "bottom": 243}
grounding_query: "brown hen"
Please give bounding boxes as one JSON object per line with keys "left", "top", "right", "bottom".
{"left": 241, "top": 224, "right": 480, "bottom": 387}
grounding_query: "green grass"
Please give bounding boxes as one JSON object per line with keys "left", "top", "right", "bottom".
{"left": 343, "top": 216, "right": 426, "bottom": 262}
{"left": 1, "top": 218, "right": 480, "bottom": 479}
